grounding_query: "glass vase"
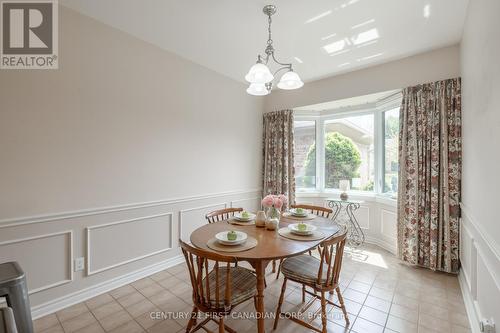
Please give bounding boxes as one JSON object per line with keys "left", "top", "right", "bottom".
{"left": 266, "top": 206, "right": 281, "bottom": 221}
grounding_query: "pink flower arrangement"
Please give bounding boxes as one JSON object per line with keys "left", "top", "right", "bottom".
{"left": 261, "top": 194, "right": 288, "bottom": 209}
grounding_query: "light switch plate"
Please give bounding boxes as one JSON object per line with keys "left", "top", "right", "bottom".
{"left": 74, "top": 257, "right": 85, "bottom": 272}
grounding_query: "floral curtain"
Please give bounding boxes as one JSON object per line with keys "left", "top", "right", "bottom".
{"left": 263, "top": 110, "right": 295, "bottom": 206}
{"left": 397, "top": 78, "right": 462, "bottom": 273}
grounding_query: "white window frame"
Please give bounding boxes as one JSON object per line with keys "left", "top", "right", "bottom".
{"left": 294, "top": 91, "right": 401, "bottom": 199}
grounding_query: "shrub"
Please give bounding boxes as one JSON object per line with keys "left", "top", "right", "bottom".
{"left": 304, "top": 132, "right": 361, "bottom": 188}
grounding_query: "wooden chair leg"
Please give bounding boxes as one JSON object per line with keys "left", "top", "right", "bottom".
{"left": 302, "top": 284, "right": 306, "bottom": 303}
{"left": 336, "top": 286, "right": 350, "bottom": 326}
{"left": 275, "top": 259, "right": 283, "bottom": 280}
{"left": 272, "top": 259, "right": 276, "bottom": 273}
{"left": 218, "top": 316, "right": 224, "bottom": 333}
{"left": 320, "top": 292, "right": 327, "bottom": 333}
{"left": 190, "top": 317, "right": 211, "bottom": 333}
{"left": 273, "top": 278, "right": 288, "bottom": 330}
{"left": 185, "top": 306, "right": 197, "bottom": 333}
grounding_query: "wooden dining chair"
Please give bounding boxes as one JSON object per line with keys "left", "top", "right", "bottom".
{"left": 275, "top": 204, "right": 334, "bottom": 279}
{"left": 273, "top": 230, "right": 349, "bottom": 333}
{"left": 290, "top": 204, "right": 333, "bottom": 218}
{"left": 180, "top": 240, "right": 257, "bottom": 333}
{"left": 205, "top": 207, "right": 267, "bottom": 286}
{"left": 205, "top": 208, "right": 243, "bottom": 224}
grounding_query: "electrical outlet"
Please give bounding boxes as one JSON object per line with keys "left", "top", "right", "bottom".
{"left": 74, "top": 257, "right": 85, "bottom": 272}
{"left": 480, "top": 319, "right": 496, "bottom": 333}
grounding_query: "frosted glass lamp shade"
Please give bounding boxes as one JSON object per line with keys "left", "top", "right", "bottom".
{"left": 277, "top": 70, "right": 304, "bottom": 90}
{"left": 245, "top": 63, "right": 274, "bottom": 84}
{"left": 246, "top": 83, "right": 269, "bottom": 96}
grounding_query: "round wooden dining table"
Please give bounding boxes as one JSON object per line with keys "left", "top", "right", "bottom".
{"left": 190, "top": 215, "right": 341, "bottom": 333}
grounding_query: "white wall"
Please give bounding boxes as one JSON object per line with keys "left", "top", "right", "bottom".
{"left": 265, "top": 45, "right": 460, "bottom": 111}
{"left": 459, "top": 0, "right": 500, "bottom": 331}
{"left": 0, "top": 6, "right": 263, "bottom": 316}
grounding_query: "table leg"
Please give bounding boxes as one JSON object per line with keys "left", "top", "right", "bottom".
{"left": 250, "top": 260, "right": 269, "bottom": 333}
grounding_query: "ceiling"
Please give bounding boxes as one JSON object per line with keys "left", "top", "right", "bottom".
{"left": 61, "top": 0, "right": 469, "bottom": 83}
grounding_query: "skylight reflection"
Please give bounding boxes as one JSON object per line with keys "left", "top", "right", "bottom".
{"left": 358, "top": 53, "right": 383, "bottom": 61}
{"left": 329, "top": 49, "right": 350, "bottom": 57}
{"left": 355, "top": 40, "right": 378, "bottom": 48}
{"left": 351, "top": 19, "right": 375, "bottom": 30}
{"left": 352, "top": 28, "right": 379, "bottom": 45}
{"left": 321, "top": 33, "right": 337, "bottom": 41}
{"left": 305, "top": 10, "right": 332, "bottom": 24}
{"left": 423, "top": 4, "right": 431, "bottom": 18}
{"left": 323, "top": 39, "right": 346, "bottom": 54}
{"left": 336, "top": 0, "right": 360, "bottom": 10}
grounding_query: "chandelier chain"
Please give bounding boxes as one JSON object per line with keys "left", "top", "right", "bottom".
{"left": 267, "top": 13, "right": 273, "bottom": 45}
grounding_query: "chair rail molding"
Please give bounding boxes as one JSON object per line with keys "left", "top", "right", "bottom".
{"left": 0, "top": 188, "right": 261, "bottom": 228}
{"left": 230, "top": 196, "right": 261, "bottom": 208}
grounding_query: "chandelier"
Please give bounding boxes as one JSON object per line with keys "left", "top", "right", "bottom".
{"left": 245, "top": 5, "right": 304, "bottom": 96}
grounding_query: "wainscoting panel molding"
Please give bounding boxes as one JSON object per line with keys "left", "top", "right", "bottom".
{"left": 31, "top": 255, "right": 184, "bottom": 320}
{"left": 86, "top": 212, "right": 173, "bottom": 276}
{"left": 0, "top": 189, "right": 261, "bottom": 319}
{"left": 357, "top": 206, "right": 370, "bottom": 230}
{"left": 295, "top": 194, "right": 398, "bottom": 253}
{"left": 178, "top": 203, "right": 227, "bottom": 241}
{"left": 459, "top": 203, "right": 500, "bottom": 333}
{"left": 0, "top": 231, "right": 73, "bottom": 294}
{"left": 380, "top": 209, "right": 397, "bottom": 240}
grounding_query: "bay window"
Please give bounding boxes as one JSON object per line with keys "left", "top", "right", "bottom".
{"left": 383, "top": 108, "right": 399, "bottom": 195}
{"left": 324, "top": 114, "right": 374, "bottom": 191}
{"left": 294, "top": 94, "right": 400, "bottom": 198}
{"left": 293, "top": 120, "right": 316, "bottom": 189}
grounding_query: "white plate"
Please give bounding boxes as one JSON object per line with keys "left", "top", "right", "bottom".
{"left": 288, "top": 223, "right": 317, "bottom": 236}
{"left": 233, "top": 212, "right": 256, "bottom": 222}
{"left": 215, "top": 231, "right": 248, "bottom": 246}
{"left": 289, "top": 208, "right": 308, "bottom": 217}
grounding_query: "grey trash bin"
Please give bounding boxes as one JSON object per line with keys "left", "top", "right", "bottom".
{"left": 0, "top": 263, "right": 33, "bottom": 333}
{"left": 0, "top": 307, "right": 18, "bottom": 333}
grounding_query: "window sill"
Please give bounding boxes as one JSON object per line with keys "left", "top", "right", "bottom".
{"left": 295, "top": 191, "right": 397, "bottom": 207}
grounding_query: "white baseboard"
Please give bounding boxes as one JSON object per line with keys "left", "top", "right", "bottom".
{"left": 365, "top": 236, "right": 397, "bottom": 255}
{"left": 458, "top": 270, "right": 480, "bottom": 333}
{"left": 31, "top": 255, "right": 185, "bottom": 319}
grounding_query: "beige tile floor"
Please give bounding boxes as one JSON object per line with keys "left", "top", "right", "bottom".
{"left": 33, "top": 244, "right": 471, "bottom": 333}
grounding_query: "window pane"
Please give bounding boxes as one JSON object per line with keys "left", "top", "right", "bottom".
{"left": 294, "top": 120, "right": 316, "bottom": 190}
{"left": 324, "top": 115, "right": 374, "bottom": 191}
{"left": 383, "top": 108, "right": 399, "bottom": 194}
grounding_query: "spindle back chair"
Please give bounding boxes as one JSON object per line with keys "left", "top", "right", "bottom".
{"left": 205, "top": 208, "right": 244, "bottom": 224}
{"left": 273, "top": 230, "right": 349, "bottom": 333}
{"left": 180, "top": 240, "right": 257, "bottom": 333}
